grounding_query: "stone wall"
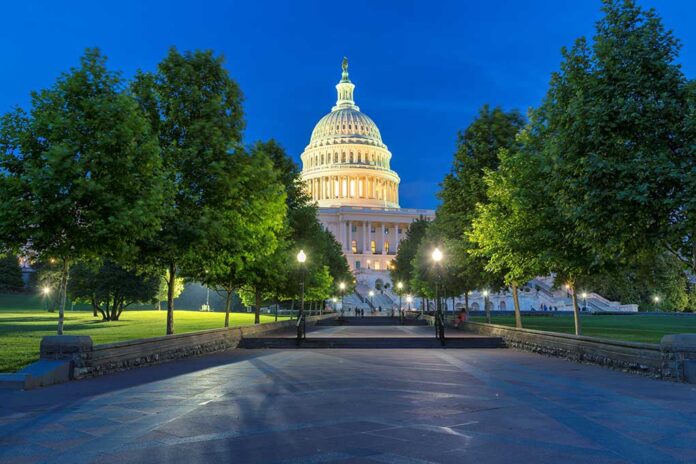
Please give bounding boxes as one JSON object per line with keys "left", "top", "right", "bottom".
{"left": 41, "top": 314, "right": 336, "bottom": 380}
{"left": 461, "top": 321, "right": 696, "bottom": 383}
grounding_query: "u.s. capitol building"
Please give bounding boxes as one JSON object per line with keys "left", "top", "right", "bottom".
{"left": 300, "top": 58, "right": 434, "bottom": 290}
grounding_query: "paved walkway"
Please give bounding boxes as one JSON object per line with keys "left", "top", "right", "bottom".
{"left": 1, "top": 327, "right": 695, "bottom": 463}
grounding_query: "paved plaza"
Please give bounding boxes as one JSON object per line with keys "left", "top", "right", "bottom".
{"left": 1, "top": 325, "right": 695, "bottom": 463}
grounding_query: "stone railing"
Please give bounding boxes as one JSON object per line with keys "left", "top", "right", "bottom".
{"left": 40, "top": 314, "right": 336, "bottom": 381}
{"left": 461, "top": 321, "right": 696, "bottom": 383}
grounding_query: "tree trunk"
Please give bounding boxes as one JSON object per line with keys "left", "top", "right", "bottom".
{"left": 275, "top": 300, "right": 279, "bottom": 322}
{"left": 464, "top": 292, "right": 469, "bottom": 313}
{"left": 57, "top": 259, "right": 70, "bottom": 335}
{"left": 512, "top": 284, "right": 522, "bottom": 329}
{"left": 166, "top": 262, "right": 176, "bottom": 335}
{"left": 224, "top": 288, "right": 232, "bottom": 328}
{"left": 254, "top": 289, "right": 261, "bottom": 324}
{"left": 571, "top": 287, "right": 582, "bottom": 335}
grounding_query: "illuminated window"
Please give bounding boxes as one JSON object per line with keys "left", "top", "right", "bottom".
{"left": 384, "top": 241, "right": 390, "bottom": 254}
{"left": 375, "top": 262, "right": 381, "bottom": 270}
{"left": 351, "top": 240, "right": 357, "bottom": 253}
{"left": 371, "top": 240, "right": 376, "bottom": 253}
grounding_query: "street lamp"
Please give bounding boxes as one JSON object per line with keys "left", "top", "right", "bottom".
{"left": 339, "top": 281, "right": 346, "bottom": 315}
{"left": 332, "top": 297, "right": 338, "bottom": 312}
{"left": 296, "top": 250, "right": 307, "bottom": 330}
{"left": 397, "top": 281, "right": 404, "bottom": 323}
{"left": 406, "top": 294, "right": 413, "bottom": 312}
{"left": 581, "top": 292, "right": 588, "bottom": 311}
{"left": 482, "top": 289, "right": 491, "bottom": 323}
{"left": 42, "top": 286, "right": 51, "bottom": 312}
{"left": 653, "top": 295, "right": 660, "bottom": 312}
{"left": 431, "top": 247, "right": 445, "bottom": 344}
{"left": 564, "top": 283, "right": 570, "bottom": 298}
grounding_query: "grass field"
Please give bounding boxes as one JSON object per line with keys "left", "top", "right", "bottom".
{"left": 469, "top": 314, "right": 696, "bottom": 344}
{"left": 0, "top": 309, "right": 290, "bottom": 373}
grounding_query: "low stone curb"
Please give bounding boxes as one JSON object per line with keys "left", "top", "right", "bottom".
{"left": 460, "top": 321, "right": 696, "bottom": 383}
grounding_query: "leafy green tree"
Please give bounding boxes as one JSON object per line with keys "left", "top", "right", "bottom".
{"left": 0, "top": 49, "right": 165, "bottom": 334}
{"left": 390, "top": 217, "right": 430, "bottom": 293}
{"left": 435, "top": 105, "right": 525, "bottom": 309}
{"left": 133, "top": 48, "right": 251, "bottom": 335}
{"left": 190, "top": 145, "right": 286, "bottom": 326}
{"left": 244, "top": 140, "right": 350, "bottom": 314}
{"left": 470, "top": 135, "right": 552, "bottom": 328}
{"left": 0, "top": 255, "right": 24, "bottom": 292}
{"left": 546, "top": 0, "right": 689, "bottom": 267}
{"left": 69, "top": 261, "right": 160, "bottom": 320}
{"left": 667, "top": 79, "right": 696, "bottom": 276}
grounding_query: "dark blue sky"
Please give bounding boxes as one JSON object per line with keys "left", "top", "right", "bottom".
{"left": 2, "top": 1, "right": 694, "bottom": 209}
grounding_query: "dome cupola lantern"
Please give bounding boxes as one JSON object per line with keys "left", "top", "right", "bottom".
{"left": 333, "top": 57, "right": 359, "bottom": 111}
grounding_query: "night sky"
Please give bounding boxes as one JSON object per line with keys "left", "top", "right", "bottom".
{"left": 2, "top": 1, "right": 694, "bottom": 209}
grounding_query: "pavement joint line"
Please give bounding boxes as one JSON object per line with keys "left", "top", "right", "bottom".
{"left": 432, "top": 351, "right": 677, "bottom": 463}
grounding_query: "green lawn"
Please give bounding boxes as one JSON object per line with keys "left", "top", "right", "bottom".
{"left": 0, "top": 309, "right": 290, "bottom": 373}
{"left": 470, "top": 314, "right": 696, "bottom": 344}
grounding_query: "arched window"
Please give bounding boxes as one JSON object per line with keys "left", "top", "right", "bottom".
{"left": 370, "top": 240, "right": 376, "bottom": 253}
{"left": 351, "top": 240, "right": 357, "bottom": 253}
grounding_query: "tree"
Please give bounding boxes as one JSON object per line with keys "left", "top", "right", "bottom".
{"left": 546, "top": 0, "right": 688, "bottom": 269}
{"left": 470, "top": 134, "right": 552, "bottom": 328}
{"left": 0, "top": 49, "right": 165, "bottom": 334}
{"left": 435, "top": 105, "right": 525, "bottom": 310}
{"left": 69, "top": 261, "right": 160, "bottom": 320}
{"left": 241, "top": 140, "right": 350, "bottom": 317}
{"left": 667, "top": 78, "right": 696, "bottom": 276}
{"left": 390, "top": 217, "right": 430, "bottom": 293}
{"left": 133, "top": 48, "right": 252, "bottom": 335}
{"left": 0, "top": 255, "right": 24, "bottom": 292}
{"left": 190, "top": 144, "right": 286, "bottom": 327}
{"left": 534, "top": 0, "right": 691, "bottom": 333}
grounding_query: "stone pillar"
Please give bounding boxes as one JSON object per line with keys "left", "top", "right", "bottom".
{"left": 381, "top": 224, "right": 386, "bottom": 254}
{"left": 348, "top": 220, "right": 352, "bottom": 252}
{"left": 362, "top": 221, "right": 367, "bottom": 253}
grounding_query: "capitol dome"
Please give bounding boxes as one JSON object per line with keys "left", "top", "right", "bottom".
{"left": 308, "top": 109, "right": 385, "bottom": 150}
{"left": 300, "top": 58, "right": 400, "bottom": 209}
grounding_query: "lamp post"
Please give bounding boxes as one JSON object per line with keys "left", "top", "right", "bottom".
{"left": 332, "top": 297, "right": 338, "bottom": 313}
{"left": 564, "top": 283, "right": 570, "bottom": 299}
{"left": 406, "top": 295, "right": 413, "bottom": 313}
{"left": 482, "top": 289, "right": 491, "bottom": 323}
{"left": 42, "top": 286, "right": 51, "bottom": 312}
{"left": 653, "top": 295, "right": 660, "bottom": 312}
{"left": 339, "top": 281, "right": 346, "bottom": 315}
{"left": 397, "top": 281, "right": 404, "bottom": 323}
{"left": 297, "top": 249, "right": 306, "bottom": 322}
{"left": 368, "top": 290, "right": 374, "bottom": 315}
{"left": 581, "top": 292, "right": 588, "bottom": 312}
{"left": 431, "top": 247, "right": 445, "bottom": 344}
